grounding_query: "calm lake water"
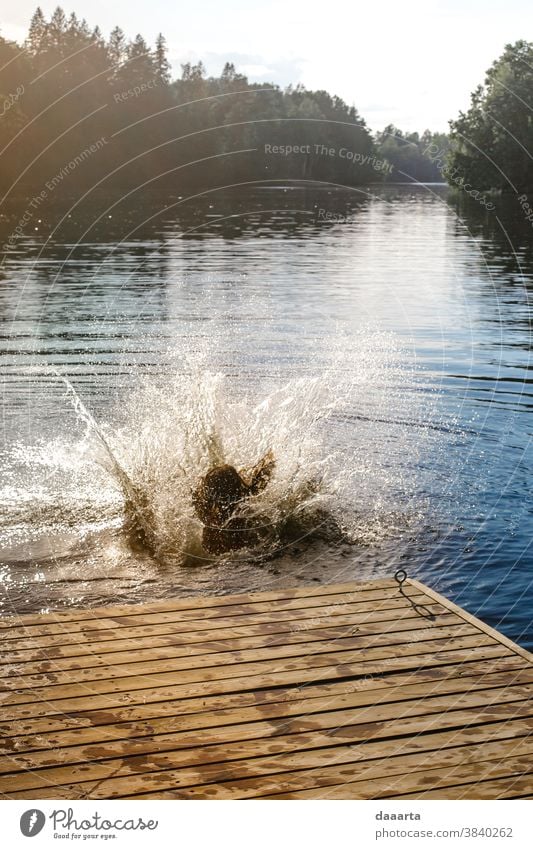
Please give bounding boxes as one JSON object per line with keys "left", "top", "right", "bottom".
{"left": 1, "top": 184, "right": 531, "bottom": 649}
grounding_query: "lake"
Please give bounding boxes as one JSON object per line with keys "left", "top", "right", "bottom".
{"left": 0, "top": 183, "right": 531, "bottom": 649}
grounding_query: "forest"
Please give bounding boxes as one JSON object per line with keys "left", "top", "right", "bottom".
{"left": 448, "top": 40, "right": 533, "bottom": 192}
{"left": 0, "top": 6, "right": 446, "bottom": 207}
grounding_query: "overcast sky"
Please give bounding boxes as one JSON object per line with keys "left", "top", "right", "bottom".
{"left": 2, "top": 0, "right": 532, "bottom": 132}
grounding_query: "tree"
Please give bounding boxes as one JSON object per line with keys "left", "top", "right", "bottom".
{"left": 108, "top": 26, "right": 126, "bottom": 68}
{"left": 25, "top": 7, "right": 47, "bottom": 54}
{"left": 125, "top": 33, "right": 156, "bottom": 83}
{"left": 219, "top": 62, "right": 247, "bottom": 92}
{"left": 0, "top": 35, "right": 29, "bottom": 139}
{"left": 154, "top": 33, "right": 170, "bottom": 84}
{"left": 448, "top": 40, "right": 533, "bottom": 191}
{"left": 127, "top": 33, "right": 150, "bottom": 61}
{"left": 180, "top": 61, "right": 206, "bottom": 82}
{"left": 48, "top": 6, "right": 67, "bottom": 50}
{"left": 91, "top": 25, "right": 104, "bottom": 48}
{"left": 221, "top": 62, "right": 237, "bottom": 81}
{"left": 375, "top": 126, "right": 449, "bottom": 183}
{"left": 2, "top": 7, "right": 437, "bottom": 201}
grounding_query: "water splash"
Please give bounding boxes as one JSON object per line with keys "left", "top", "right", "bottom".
{"left": 20, "top": 366, "right": 158, "bottom": 551}
{"left": 108, "top": 369, "right": 345, "bottom": 563}
{"left": 4, "top": 330, "right": 441, "bottom": 573}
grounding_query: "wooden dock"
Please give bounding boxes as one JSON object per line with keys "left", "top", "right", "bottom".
{"left": 0, "top": 577, "right": 532, "bottom": 800}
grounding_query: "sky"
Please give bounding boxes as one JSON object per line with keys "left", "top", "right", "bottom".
{"left": 1, "top": 0, "right": 532, "bottom": 132}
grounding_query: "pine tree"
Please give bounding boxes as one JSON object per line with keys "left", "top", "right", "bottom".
{"left": 127, "top": 33, "right": 150, "bottom": 61}
{"left": 78, "top": 18, "right": 91, "bottom": 39}
{"left": 181, "top": 61, "right": 205, "bottom": 81}
{"left": 91, "top": 25, "right": 105, "bottom": 47}
{"left": 154, "top": 33, "right": 170, "bottom": 84}
{"left": 64, "top": 13, "right": 85, "bottom": 57}
{"left": 49, "top": 6, "right": 67, "bottom": 49}
{"left": 222, "top": 62, "right": 236, "bottom": 80}
{"left": 126, "top": 33, "right": 156, "bottom": 83}
{"left": 108, "top": 26, "right": 126, "bottom": 69}
{"left": 67, "top": 12, "right": 79, "bottom": 34}
{"left": 220, "top": 61, "right": 247, "bottom": 91}
{"left": 25, "top": 7, "right": 47, "bottom": 54}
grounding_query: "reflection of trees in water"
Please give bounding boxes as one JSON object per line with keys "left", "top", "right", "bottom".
{"left": 445, "top": 193, "right": 533, "bottom": 354}
{"left": 0, "top": 184, "right": 372, "bottom": 253}
{"left": 449, "top": 192, "right": 533, "bottom": 285}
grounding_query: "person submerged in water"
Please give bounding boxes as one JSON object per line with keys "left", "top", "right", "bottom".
{"left": 192, "top": 450, "right": 275, "bottom": 555}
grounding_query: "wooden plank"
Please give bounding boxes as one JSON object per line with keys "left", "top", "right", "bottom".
{"left": 150, "top": 735, "right": 533, "bottom": 800}
{"left": 0, "top": 633, "right": 499, "bottom": 704}
{"left": 5, "top": 665, "right": 532, "bottom": 752}
{"left": 5, "top": 714, "right": 533, "bottom": 800}
{"left": 3, "top": 701, "right": 533, "bottom": 798}
{"left": 0, "top": 579, "right": 396, "bottom": 629}
{"left": 2, "top": 655, "right": 528, "bottom": 741}
{"left": 408, "top": 579, "right": 533, "bottom": 663}
{"left": 3, "top": 607, "right": 461, "bottom": 662}
{"left": 0, "top": 598, "right": 448, "bottom": 652}
{"left": 96, "top": 721, "right": 533, "bottom": 799}
{"left": 0, "top": 578, "right": 530, "bottom": 800}
{"left": 1, "top": 681, "right": 532, "bottom": 779}
{"left": 260, "top": 752, "right": 533, "bottom": 799}
{"left": 0, "top": 644, "right": 515, "bottom": 722}
{"left": 0, "top": 586, "right": 407, "bottom": 641}
{"left": 393, "top": 775, "right": 533, "bottom": 800}
{"left": 0, "top": 612, "right": 465, "bottom": 668}
{"left": 1, "top": 623, "right": 482, "bottom": 689}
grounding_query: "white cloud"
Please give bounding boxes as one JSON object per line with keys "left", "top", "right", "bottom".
{"left": 239, "top": 64, "right": 273, "bottom": 78}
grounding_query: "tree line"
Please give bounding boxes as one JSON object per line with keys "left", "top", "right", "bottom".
{"left": 447, "top": 40, "right": 533, "bottom": 192}
{"left": 0, "top": 5, "right": 449, "bottom": 209}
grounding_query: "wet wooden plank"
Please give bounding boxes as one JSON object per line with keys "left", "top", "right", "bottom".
{"left": 4, "top": 669, "right": 533, "bottom": 755}
{"left": 2, "top": 655, "right": 528, "bottom": 740}
{"left": 0, "top": 579, "right": 396, "bottom": 629}
{"left": 260, "top": 752, "right": 533, "bottom": 799}
{"left": 122, "top": 728, "right": 533, "bottom": 799}
{"left": 0, "top": 586, "right": 406, "bottom": 640}
{"left": 0, "top": 612, "right": 465, "bottom": 669}
{"left": 1, "top": 682, "right": 532, "bottom": 780}
{"left": 1, "top": 597, "right": 448, "bottom": 652}
{"left": 0, "top": 635, "right": 502, "bottom": 705}
{"left": 6, "top": 709, "right": 533, "bottom": 800}
{"left": 1, "top": 623, "right": 484, "bottom": 690}
{"left": 229, "top": 738, "right": 533, "bottom": 801}
{"left": 395, "top": 774, "right": 533, "bottom": 800}
{"left": 0, "top": 577, "right": 531, "bottom": 799}
{"left": 3, "top": 698, "right": 533, "bottom": 796}
{"left": 0, "top": 644, "right": 516, "bottom": 724}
